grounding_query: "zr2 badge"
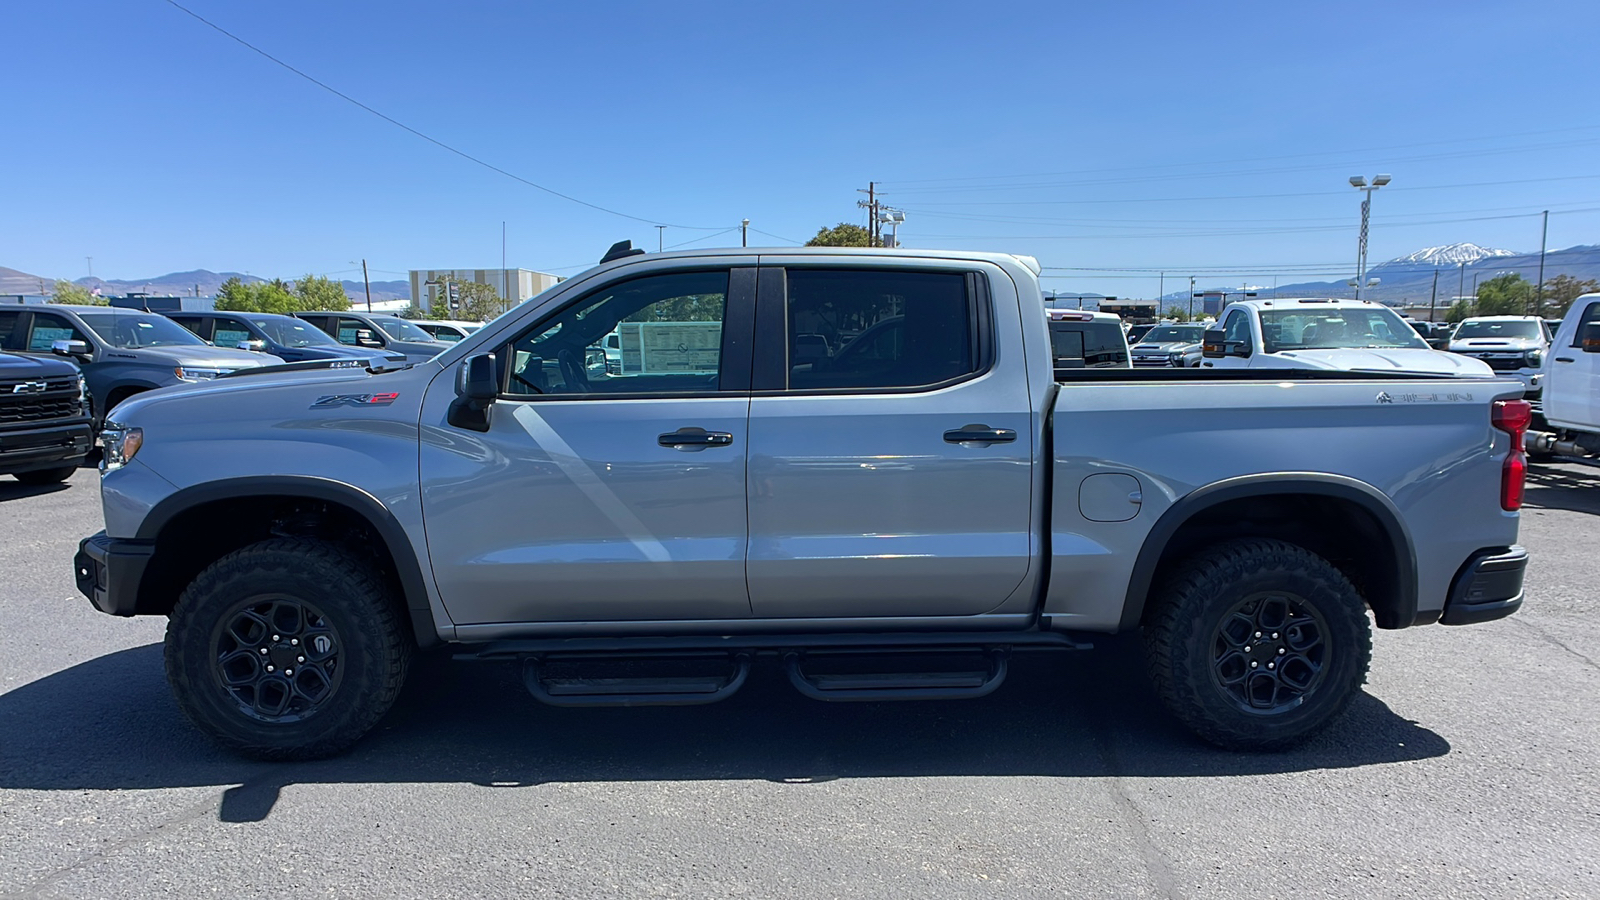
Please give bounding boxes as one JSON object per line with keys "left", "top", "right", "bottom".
{"left": 311, "top": 392, "right": 399, "bottom": 408}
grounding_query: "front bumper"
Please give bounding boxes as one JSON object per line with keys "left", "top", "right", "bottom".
{"left": 74, "top": 531, "right": 154, "bottom": 617}
{"left": 0, "top": 419, "right": 92, "bottom": 475}
{"left": 1441, "top": 545, "right": 1527, "bottom": 625}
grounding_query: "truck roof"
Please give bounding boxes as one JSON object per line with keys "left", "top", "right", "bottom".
{"left": 1228, "top": 298, "right": 1390, "bottom": 312}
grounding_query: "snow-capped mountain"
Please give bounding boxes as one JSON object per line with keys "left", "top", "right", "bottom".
{"left": 1379, "top": 243, "right": 1517, "bottom": 268}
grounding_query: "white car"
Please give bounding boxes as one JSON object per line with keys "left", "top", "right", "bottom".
{"left": 1448, "top": 316, "right": 1550, "bottom": 395}
{"left": 1203, "top": 298, "right": 1494, "bottom": 377}
{"left": 1526, "top": 292, "right": 1600, "bottom": 459}
{"left": 414, "top": 320, "right": 483, "bottom": 344}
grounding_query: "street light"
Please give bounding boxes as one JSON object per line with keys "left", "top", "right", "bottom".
{"left": 1349, "top": 174, "right": 1391, "bottom": 300}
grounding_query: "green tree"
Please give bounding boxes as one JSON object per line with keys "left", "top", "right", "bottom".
{"left": 1164, "top": 305, "right": 1190, "bottom": 323}
{"left": 292, "top": 274, "right": 352, "bottom": 312}
{"left": 1444, "top": 298, "right": 1475, "bottom": 324}
{"left": 49, "top": 280, "right": 107, "bottom": 305}
{"left": 1474, "top": 273, "right": 1534, "bottom": 316}
{"left": 806, "top": 223, "right": 874, "bottom": 247}
{"left": 1541, "top": 274, "right": 1600, "bottom": 318}
{"left": 450, "top": 281, "right": 503, "bottom": 321}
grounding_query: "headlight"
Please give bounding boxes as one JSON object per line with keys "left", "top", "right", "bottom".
{"left": 77, "top": 375, "right": 89, "bottom": 412}
{"left": 99, "top": 423, "right": 143, "bottom": 472}
{"left": 1169, "top": 351, "right": 1186, "bottom": 363}
{"left": 1526, "top": 350, "right": 1542, "bottom": 368}
{"left": 175, "top": 366, "right": 225, "bottom": 381}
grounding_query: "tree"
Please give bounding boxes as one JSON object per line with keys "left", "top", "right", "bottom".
{"left": 1474, "top": 273, "right": 1534, "bottom": 316}
{"left": 1541, "top": 274, "right": 1600, "bottom": 318}
{"left": 1444, "top": 298, "right": 1475, "bottom": 324}
{"left": 292, "top": 274, "right": 352, "bottom": 312}
{"left": 49, "top": 280, "right": 107, "bottom": 305}
{"left": 449, "top": 281, "right": 504, "bottom": 321}
{"left": 806, "top": 223, "right": 874, "bottom": 247}
{"left": 1165, "top": 305, "right": 1190, "bottom": 323}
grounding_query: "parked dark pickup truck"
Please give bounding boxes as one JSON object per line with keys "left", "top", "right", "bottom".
{"left": 0, "top": 350, "right": 92, "bottom": 484}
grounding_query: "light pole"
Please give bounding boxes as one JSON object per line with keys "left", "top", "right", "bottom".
{"left": 741, "top": 219, "right": 750, "bottom": 248}
{"left": 1349, "top": 174, "right": 1391, "bottom": 300}
{"left": 1188, "top": 276, "right": 1196, "bottom": 320}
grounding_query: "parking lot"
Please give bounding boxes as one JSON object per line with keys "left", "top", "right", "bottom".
{"left": 0, "top": 463, "right": 1596, "bottom": 899}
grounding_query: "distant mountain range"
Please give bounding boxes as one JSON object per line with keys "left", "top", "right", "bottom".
{"left": 0, "top": 267, "right": 411, "bottom": 304}
{"left": 1160, "top": 242, "right": 1600, "bottom": 306}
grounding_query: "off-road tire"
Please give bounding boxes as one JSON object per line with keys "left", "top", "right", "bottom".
{"left": 1143, "top": 538, "right": 1371, "bottom": 751}
{"left": 13, "top": 466, "right": 76, "bottom": 485}
{"left": 164, "top": 538, "right": 411, "bottom": 759}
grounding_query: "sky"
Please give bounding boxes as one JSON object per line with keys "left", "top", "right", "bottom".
{"left": 5, "top": 0, "right": 1600, "bottom": 297}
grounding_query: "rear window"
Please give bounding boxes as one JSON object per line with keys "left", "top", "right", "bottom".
{"left": 1050, "top": 321, "right": 1127, "bottom": 367}
{"left": 785, "top": 269, "right": 978, "bottom": 390}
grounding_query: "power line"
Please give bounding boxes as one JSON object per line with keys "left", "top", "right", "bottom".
{"left": 663, "top": 227, "right": 743, "bottom": 250}
{"left": 159, "top": 0, "right": 724, "bottom": 230}
{"left": 749, "top": 228, "right": 803, "bottom": 244}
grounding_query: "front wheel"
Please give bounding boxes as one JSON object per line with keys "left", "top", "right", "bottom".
{"left": 1143, "top": 538, "right": 1371, "bottom": 750}
{"left": 164, "top": 538, "right": 411, "bottom": 759}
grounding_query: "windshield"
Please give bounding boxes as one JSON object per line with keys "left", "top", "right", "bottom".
{"left": 1139, "top": 325, "right": 1205, "bottom": 344}
{"left": 79, "top": 312, "right": 208, "bottom": 349}
{"left": 374, "top": 316, "right": 436, "bottom": 342}
{"left": 1261, "top": 307, "right": 1428, "bottom": 353}
{"left": 1453, "top": 320, "right": 1541, "bottom": 340}
{"left": 246, "top": 316, "right": 340, "bottom": 348}
{"left": 1050, "top": 321, "right": 1128, "bottom": 366}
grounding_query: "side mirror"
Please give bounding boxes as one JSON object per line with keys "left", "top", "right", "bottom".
{"left": 1582, "top": 322, "right": 1600, "bottom": 353}
{"left": 52, "top": 339, "right": 90, "bottom": 360}
{"left": 236, "top": 340, "right": 267, "bottom": 352}
{"left": 448, "top": 353, "right": 498, "bottom": 432}
{"left": 1202, "top": 329, "right": 1226, "bottom": 359}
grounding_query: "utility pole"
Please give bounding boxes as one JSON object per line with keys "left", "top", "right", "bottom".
{"left": 1428, "top": 269, "right": 1439, "bottom": 322}
{"left": 1158, "top": 273, "right": 1164, "bottom": 313}
{"left": 1189, "top": 276, "right": 1196, "bottom": 320}
{"left": 1534, "top": 209, "right": 1549, "bottom": 316}
{"left": 361, "top": 259, "right": 373, "bottom": 312}
{"left": 503, "top": 221, "right": 510, "bottom": 308}
{"left": 742, "top": 219, "right": 750, "bottom": 248}
{"left": 857, "top": 182, "right": 880, "bottom": 246}
{"left": 1458, "top": 262, "right": 1466, "bottom": 309}
{"left": 656, "top": 225, "right": 665, "bottom": 252}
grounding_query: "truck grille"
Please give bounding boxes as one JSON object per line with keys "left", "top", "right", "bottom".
{"left": 1132, "top": 356, "right": 1176, "bottom": 367}
{"left": 0, "top": 377, "right": 83, "bottom": 425}
{"left": 1469, "top": 355, "right": 1527, "bottom": 371}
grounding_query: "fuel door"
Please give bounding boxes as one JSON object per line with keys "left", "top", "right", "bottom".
{"left": 1079, "top": 473, "right": 1143, "bottom": 523}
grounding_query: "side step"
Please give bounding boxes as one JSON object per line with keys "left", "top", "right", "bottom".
{"left": 522, "top": 653, "right": 751, "bottom": 708}
{"left": 784, "top": 648, "right": 1009, "bottom": 702}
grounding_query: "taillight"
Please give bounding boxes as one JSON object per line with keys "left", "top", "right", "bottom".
{"left": 1492, "top": 399, "right": 1531, "bottom": 511}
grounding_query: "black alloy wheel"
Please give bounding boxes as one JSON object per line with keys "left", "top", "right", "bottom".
{"left": 212, "top": 596, "right": 343, "bottom": 723}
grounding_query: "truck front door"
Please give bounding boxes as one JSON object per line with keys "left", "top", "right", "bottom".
{"left": 743, "top": 264, "right": 1036, "bottom": 620}
{"left": 419, "top": 265, "right": 757, "bottom": 626}
{"left": 1547, "top": 299, "right": 1600, "bottom": 429}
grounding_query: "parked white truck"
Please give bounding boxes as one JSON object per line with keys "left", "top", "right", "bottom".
{"left": 1526, "top": 292, "right": 1600, "bottom": 460}
{"left": 1202, "top": 298, "right": 1493, "bottom": 377}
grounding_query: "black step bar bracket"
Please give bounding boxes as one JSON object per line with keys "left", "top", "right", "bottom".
{"left": 784, "top": 648, "right": 1009, "bottom": 702}
{"left": 522, "top": 652, "right": 751, "bottom": 708}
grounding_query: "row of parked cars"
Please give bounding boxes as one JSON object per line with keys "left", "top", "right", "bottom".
{"left": 0, "top": 304, "right": 482, "bottom": 484}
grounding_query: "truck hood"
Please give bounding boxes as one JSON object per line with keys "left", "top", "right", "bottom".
{"left": 1132, "top": 341, "right": 1200, "bottom": 353}
{"left": 131, "top": 345, "right": 284, "bottom": 368}
{"left": 298, "top": 345, "right": 409, "bottom": 363}
{"left": 1449, "top": 339, "right": 1540, "bottom": 352}
{"left": 1272, "top": 347, "right": 1494, "bottom": 376}
{"left": 110, "top": 358, "right": 436, "bottom": 420}
{"left": 0, "top": 351, "right": 80, "bottom": 378}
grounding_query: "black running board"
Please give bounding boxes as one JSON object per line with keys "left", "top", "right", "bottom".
{"left": 521, "top": 653, "right": 750, "bottom": 708}
{"left": 784, "top": 648, "right": 1009, "bottom": 702}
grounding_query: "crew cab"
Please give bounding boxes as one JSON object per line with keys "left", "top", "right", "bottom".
{"left": 166, "top": 310, "right": 408, "bottom": 366}
{"left": 0, "top": 305, "right": 283, "bottom": 426}
{"left": 1203, "top": 298, "right": 1493, "bottom": 377}
{"left": 75, "top": 246, "right": 1528, "bottom": 760}
{"left": 0, "top": 350, "right": 92, "bottom": 484}
{"left": 1448, "top": 315, "right": 1550, "bottom": 396}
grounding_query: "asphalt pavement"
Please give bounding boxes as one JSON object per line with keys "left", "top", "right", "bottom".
{"left": 1, "top": 463, "right": 1596, "bottom": 899}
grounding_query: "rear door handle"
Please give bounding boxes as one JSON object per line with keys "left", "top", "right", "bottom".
{"left": 659, "top": 427, "right": 734, "bottom": 449}
{"left": 1555, "top": 357, "right": 1575, "bottom": 363}
{"left": 944, "top": 425, "right": 1017, "bottom": 444}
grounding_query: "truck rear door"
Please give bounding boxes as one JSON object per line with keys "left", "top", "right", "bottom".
{"left": 1547, "top": 298, "right": 1600, "bottom": 429}
{"left": 743, "top": 262, "right": 1037, "bottom": 619}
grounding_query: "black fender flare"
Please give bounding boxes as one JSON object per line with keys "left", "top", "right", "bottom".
{"left": 1119, "top": 473, "right": 1418, "bottom": 631}
{"left": 137, "top": 475, "right": 440, "bottom": 647}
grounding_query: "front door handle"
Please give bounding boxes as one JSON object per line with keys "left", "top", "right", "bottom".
{"left": 944, "top": 424, "right": 1017, "bottom": 445}
{"left": 659, "top": 427, "right": 734, "bottom": 449}
{"left": 1555, "top": 357, "right": 1575, "bottom": 363}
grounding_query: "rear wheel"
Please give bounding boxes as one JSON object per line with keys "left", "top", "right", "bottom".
{"left": 1143, "top": 538, "right": 1371, "bottom": 750}
{"left": 13, "top": 466, "right": 76, "bottom": 485}
{"left": 164, "top": 539, "right": 411, "bottom": 759}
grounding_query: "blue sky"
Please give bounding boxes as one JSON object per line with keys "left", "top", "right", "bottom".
{"left": 5, "top": 0, "right": 1599, "bottom": 296}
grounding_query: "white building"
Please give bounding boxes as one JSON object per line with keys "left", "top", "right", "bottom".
{"left": 408, "top": 268, "right": 562, "bottom": 315}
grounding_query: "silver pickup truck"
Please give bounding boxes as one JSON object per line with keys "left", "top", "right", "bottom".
{"left": 74, "top": 245, "right": 1531, "bottom": 759}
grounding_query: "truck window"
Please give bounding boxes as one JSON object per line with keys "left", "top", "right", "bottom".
{"left": 0, "top": 311, "right": 19, "bottom": 348}
{"left": 1049, "top": 320, "right": 1127, "bottom": 367}
{"left": 785, "top": 269, "right": 975, "bottom": 390}
{"left": 214, "top": 324, "right": 254, "bottom": 347}
{"left": 27, "top": 313, "right": 92, "bottom": 352}
{"left": 1570, "top": 303, "right": 1600, "bottom": 348}
{"left": 504, "top": 269, "right": 729, "bottom": 396}
{"left": 169, "top": 316, "right": 211, "bottom": 341}
{"left": 1223, "top": 310, "right": 1252, "bottom": 351}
